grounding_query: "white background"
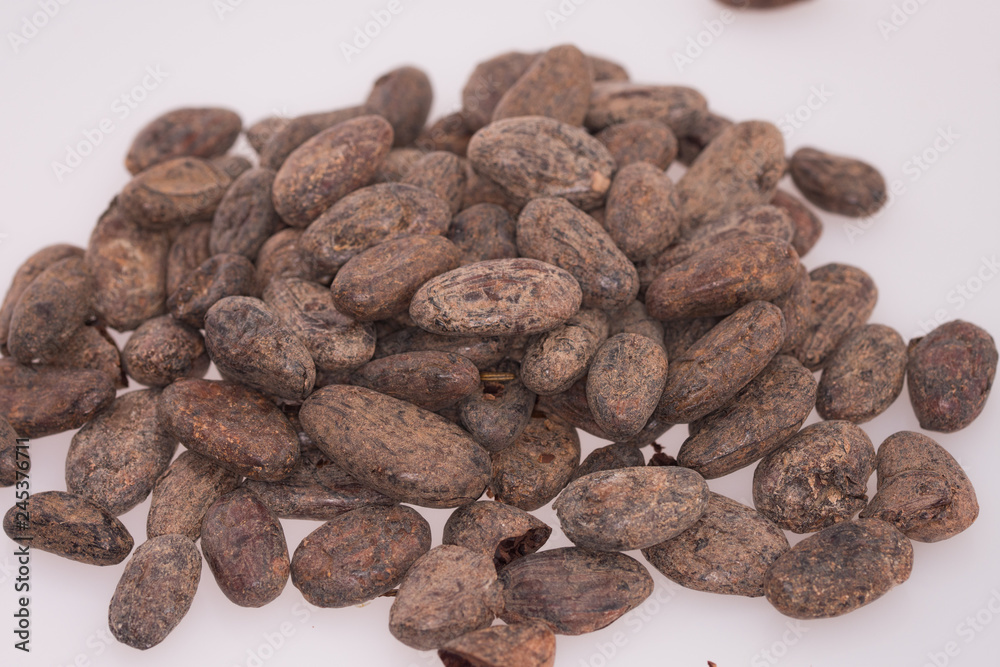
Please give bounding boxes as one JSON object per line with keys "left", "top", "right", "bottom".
{"left": 1, "top": 1, "right": 999, "bottom": 666}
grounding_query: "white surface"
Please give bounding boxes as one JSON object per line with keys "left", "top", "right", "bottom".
{"left": 1, "top": 1, "right": 999, "bottom": 666}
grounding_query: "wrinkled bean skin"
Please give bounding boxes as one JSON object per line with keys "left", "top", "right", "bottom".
{"left": 753, "top": 420, "right": 876, "bottom": 533}
{"left": 331, "top": 234, "right": 462, "bottom": 322}
{"left": 146, "top": 450, "right": 241, "bottom": 540}
{"left": 0, "top": 360, "right": 115, "bottom": 438}
{"left": 366, "top": 66, "right": 433, "bottom": 147}
{"left": 792, "top": 263, "right": 878, "bottom": 371}
{"left": 763, "top": 519, "right": 912, "bottom": 619}
{"left": 569, "top": 443, "right": 646, "bottom": 483}
{"left": 204, "top": 296, "right": 316, "bottom": 403}
{"left": 86, "top": 202, "right": 170, "bottom": 331}
{"left": 0, "top": 417, "right": 18, "bottom": 487}
{"left": 263, "top": 278, "right": 375, "bottom": 373}
{"left": 467, "top": 117, "right": 616, "bottom": 211}
{"left": 604, "top": 162, "right": 682, "bottom": 262}
{"left": 587, "top": 334, "right": 668, "bottom": 441}
{"left": 158, "top": 379, "right": 300, "bottom": 481}
{"left": 301, "top": 183, "right": 452, "bottom": 274}
{"left": 773, "top": 264, "right": 813, "bottom": 354}
{"left": 108, "top": 534, "right": 202, "bottom": 649}
{"left": 646, "top": 204, "right": 795, "bottom": 277}
{"left": 272, "top": 115, "right": 394, "bottom": 227}
{"left": 817, "top": 324, "right": 907, "bottom": 423}
{"left": 646, "top": 235, "right": 799, "bottom": 320}
{"left": 906, "top": 320, "right": 997, "bottom": 432}
{"left": 860, "top": 431, "right": 979, "bottom": 542}
{"left": 585, "top": 82, "right": 708, "bottom": 135}
{"left": 3, "top": 490, "right": 133, "bottom": 565}
{"left": 416, "top": 111, "right": 474, "bottom": 157}
{"left": 462, "top": 51, "right": 538, "bottom": 132}
{"left": 536, "top": 378, "right": 672, "bottom": 447}
{"left": 492, "top": 44, "right": 592, "bottom": 126}
{"left": 0, "top": 244, "right": 84, "bottom": 355}
{"left": 375, "top": 326, "right": 510, "bottom": 370}
{"left": 555, "top": 466, "right": 709, "bottom": 552}
{"left": 66, "top": 389, "right": 177, "bottom": 516}
{"left": 40, "top": 325, "right": 126, "bottom": 391}
{"left": 259, "top": 106, "right": 371, "bottom": 171}
{"left": 300, "top": 385, "right": 491, "bottom": 508}
{"left": 489, "top": 415, "right": 580, "bottom": 511}
{"left": 676, "top": 111, "right": 732, "bottom": 166}
{"left": 656, "top": 301, "right": 786, "bottom": 424}
{"left": 122, "top": 315, "right": 209, "bottom": 387}
{"left": 210, "top": 168, "right": 284, "bottom": 260}
{"left": 459, "top": 361, "right": 537, "bottom": 452}
{"left": 243, "top": 444, "right": 397, "bottom": 521}
{"left": 438, "top": 623, "right": 556, "bottom": 667}
{"left": 442, "top": 501, "right": 552, "bottom": 570}
{"left": 168, "top": 253, "right": 256, "bottom": 328}
{"left": 246, "top": 115, "right": 288, "bottom": 156}
{"left": 120, "top": 157, "right": 233, "bottom": 230}
{"left": 675, "top": 121, "right": 785, "bottom": 233}
{"left": 771, "top": 189, "right": 822, "bottom": 257}
{"left": 350, "top": 351, "right": 480, "bottom": 411}
{"left": 521, "top": 308, "right": 609, "bottom": 396}
{"left": 790, "top": 147, "right": 887, "bottom": 217}
{"left": 125, "top": 107, "right": 241, "bottom": 175}
{"left": 291, "top": 505, "right": 431, "bottom": 607}
{"left": 678, "top": 355, "right": 816, "bottom": 479}
{"left": 447, "top": 203, "right": 519, "bottom": 266}
{"left": 201, "top": 488, "right": 290, "bottom": 607}
{"left": 389, "top": 545, "right": 503, "bottom": 650}
{"left": 254, "top": 228, "right": 330, "bottom": 294}
{"left": 165, "top": 222, "right": 212, "bottom": 297}
{"left": 410, "top": 258, "right": 583, "bottom": 337}
{"left": 517, "top": 198, "right": 639, "bottom": 312}
{"left": 401, "top": 151, "right": 468, "bottom": 216}
{"left": 643, "top": 493, "right": 789, "bottom": 597}
{"left": 596, "top": 119, "right": 677, "bottom": 170}
{"left": 7, "top": 255, "right": 94, "bottom": 363}
{"left": 378, "top": 148, "right": 425, "bottom": 183}
{"left": 498, "top": 548, "right": 653, "bottom": 635}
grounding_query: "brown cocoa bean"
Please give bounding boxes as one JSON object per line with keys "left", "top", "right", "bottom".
{"left": 642, "top": 493, "right": 790, "bottom": 597}
{"left": 300, "top": 385, "right": 491, "bottom": 508}
{"left": 555, "top": 466, "right": 709, "bottom": 551}
{"left": 753, "top": 420, "right": 876, "bottom": 533}
{"left": 158, "top": 379, "right": 300, "bottom": 481}
{"left": 291, "top": 504, "right": 431, "bottom": 607}
{"left": 817, "top": 323, "right": 907, "bottom": 423}
{"left": 201, "top": 487, "right": 289, "bottom": 607}
{"left": 678, "top": 355, "right": 816, "bottom": 479}
{"left": 3, "top": 490, "right": 133, "bottom": 565}
{"left": 763, "top": 519, "right": 912, "bottom": 619}
{"left": 66, "top": 389, "right": 177, "bottom": 516}
{"left": 906, "top": 320, "right": 997, "bottom": 432}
